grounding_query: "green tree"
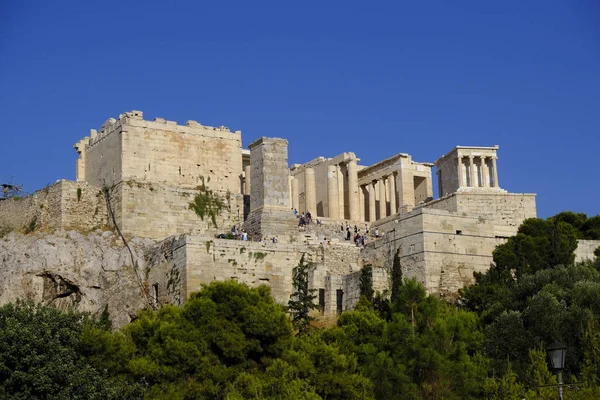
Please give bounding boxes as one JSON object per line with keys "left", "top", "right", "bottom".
{"left": 288, "top": 254, "right": 318, "bottom": 334}
{"left": 493, "top": 216, "right": 578, "bottom": 276}
{"left": 360, "top": 265, "right": 374, "bottom": 302}
{"left": 390, "top": 249, "right": 403, "bottom": 303}
{"left": 0, "top": 301, "right": 134, "bottom": 400}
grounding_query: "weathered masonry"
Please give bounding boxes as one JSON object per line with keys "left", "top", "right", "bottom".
{"left": 0, "top": 110, "right": 544, "bottom": 315}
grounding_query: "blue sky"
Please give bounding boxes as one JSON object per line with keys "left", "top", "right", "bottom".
{"left": 1, "top": 1, "right": 598, "bottom": 218}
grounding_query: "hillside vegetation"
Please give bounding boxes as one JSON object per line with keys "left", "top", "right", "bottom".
{"left": 1, "top": 212, "right": 600, "bottom": 399}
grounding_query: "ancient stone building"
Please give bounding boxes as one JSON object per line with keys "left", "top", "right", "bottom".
{"left": 1, "top": 111, "right": 546, "bottom": 317}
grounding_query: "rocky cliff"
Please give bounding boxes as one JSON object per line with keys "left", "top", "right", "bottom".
{"left": 0, "top": 230, "right": 155, "bottom": 328}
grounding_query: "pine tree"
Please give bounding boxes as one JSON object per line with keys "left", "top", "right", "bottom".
{"left": 359, "top": 265, "right": 374, "bottom": 301}
{"left": 390, "top": 249, "right": 403, "bottom": 302}
{"left": 288, "top": 254, "right": 318, "bottom": 334}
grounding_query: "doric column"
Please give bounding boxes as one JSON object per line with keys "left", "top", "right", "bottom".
{"left": 347, "top": 159, "right": 359, "bottom": 221}
{"left": 291, "top": 177, "right": 299, "bottom": 210}
{"left": 491, "top": 156, "right": 499, "bottom": 187}
{"left": 327, "top": 165, "right": 339, "bottom": 219}
{"left": 389, "top": 172, "right": 397, "bottom": 215}
{"left": 468, "top": 156, "right": 475, "bottom": 187}
{"left": 369, "top": 181, "right": 376, "bottom": 222}
{"left": 244, "top": 165, "right": 251, "bottom": 195}
{"left": 457, "top": 157, "right": 464, "bottom": 188}
{"left": 379, "top": 177, "right": 387, "bottom": 219}
{"left": 305, "top": 168, "right": 317, "bottom": 216}
{"left": 359, "top": 185, "right": 365, "bottom": 221}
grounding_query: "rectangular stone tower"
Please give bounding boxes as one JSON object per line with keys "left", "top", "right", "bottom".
{"left": 244, "top": 137, "right": 296, "bottom": 241}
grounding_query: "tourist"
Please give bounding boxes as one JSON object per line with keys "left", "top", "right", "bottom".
{"left": 375, "top": 228, "right": 379, "bottom": 238}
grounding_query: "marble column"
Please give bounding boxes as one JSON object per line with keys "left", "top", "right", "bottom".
{"left": 491, "top": 156, "right": 499, "bottom": 188}
{"left": 305, "top": 168, "right": 317, "bottom": 216}
{"left": 347, "top": 159, "right": 360, "bottom": 221}
{"left": 389, "top": 173, "right": 397, "bottom": 215}
{"left": 379, "top": 176, "right": 387, "bottom": 219}
{"left": 359, "top": 185, "right": 365, "bottom": 221}
{"left": 480, "top": 157, "right": 488, "bottom": 187}
{"left": 369, "top": 181, "right": 376, "bottom": 222}
{"left": 457, "top": 157, "right": 465, "bottom": 188}
{"left": 327, "top": 165, "right": 339, "bottom": 219}
{"left": 468, "top": 156, "right": 475, "bottom": 187}
{"left": 291, "top": 177, "right": 299, "bottom": 211}
{"left": 244, "top": 165, "right": 251, "bottom": 195}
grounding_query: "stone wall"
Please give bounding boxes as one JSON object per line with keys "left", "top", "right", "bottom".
{"left": 149, "top": 235, "right": 307, "bottom": 305}
{"left": 362, "top": 191, "right": 536, "bottom": 296}
{"left": 575, "top": 240, "right": 600, "bottom": 263}
{"left": 79, "top": 111, "right": 243, "bottom": 195}
{"left": 0, "top": 180, "right": 108, "bottom": 235}
{"left": 106, "top": 181, "right": 244, "bottom": 240}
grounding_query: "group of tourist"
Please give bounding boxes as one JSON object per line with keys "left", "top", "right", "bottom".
{"left": 292, "top": 208, "right": 385, "bottom": 246}
{"left": 295, "top": 209, "right": 321, "bottom": 229}
{"left": 227, "top": 226, "right": 279, "bottom": 243}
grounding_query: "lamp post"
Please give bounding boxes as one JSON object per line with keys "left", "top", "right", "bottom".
{"left": 547, "top": 341, "right": 566, "bottom": 400}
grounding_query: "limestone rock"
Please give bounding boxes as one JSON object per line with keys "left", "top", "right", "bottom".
{"left": 0, "top": 230, "right": 155, "bottom": 328}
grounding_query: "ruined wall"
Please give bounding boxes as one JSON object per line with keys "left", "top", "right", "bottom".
{"left": 575, "top": 240, "right": 600, "bottom": 263}
{"left": 362, "top": 190, "right": 536, "bottom": 296}
{"left": 75, "top": 112, "right": 246, "bottom": 240}
{"left": 84, "top": 122, "right": 123, "bottom": 188}
{"left": 108, "top": 181, "right": 244, "bottom": 240}
{"left": 80, "top": 111, "right": 243, "bottom": 194}
{"left": 423, "top": 192, "right": 536, "bottom": 237}
{"left": 121, "top": 117, "right": 242, "bottom": 193}
{"left": 149, "top": 236, "right": 306, "bottom": 304}
{"left": 0, "top": 180, "right": 108, "bottom": 235}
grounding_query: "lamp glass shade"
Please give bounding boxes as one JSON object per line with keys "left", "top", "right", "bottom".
{"left": 547, "top": 341, "right": 566, "bottom": 370}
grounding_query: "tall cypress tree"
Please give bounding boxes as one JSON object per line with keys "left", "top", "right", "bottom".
{"left": 391, "top": 249, "right": 403, "bottom": 302}
{"left": 288, "top": 254, "right": 318, "bottom": 334}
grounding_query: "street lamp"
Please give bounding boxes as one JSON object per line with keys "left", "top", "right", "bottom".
{"left": 547, "top": 341, "right": 566, "bottom": 400}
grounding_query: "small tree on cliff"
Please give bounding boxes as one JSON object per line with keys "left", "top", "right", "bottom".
{"left": 288, "top": 254, "right": 318, "bottom": 334}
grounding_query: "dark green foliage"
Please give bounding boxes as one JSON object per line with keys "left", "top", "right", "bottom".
{"left": 325, "top": 279, "right": 488, "bottom": 399}
{"left": 188, "top": 177, "right": 226, "bottom": 228}
{"left": 359, "top": 265, "right": 374, "bottom": 301}
{"left": 0, "top": 301, "right": 136, "bottom": 399}
{"left": 24, "top": 214, "right": 37, "bottom": 233}
{"left": 554, "top": 211, "right": 600, "bottom": 240}
{"left": 288, "top": 254, "right": 318, "bottom": 334}
{"left": 76, "top": 187, "right": 82, "bottom": 202}
{"left": 464, "top": 263, "right": 600, "bottom": 377}
{"left": 492, "top": 216, "right": 577, "bottom": 276}
{"left": 390, "top": 249, "right": 403, "bottom": 302}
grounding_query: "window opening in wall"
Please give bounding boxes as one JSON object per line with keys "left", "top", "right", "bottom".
{"left": 152, "top": 283, "right": 159, "bottom": 308}
{"left": 336, "top": 289, "right": 343, "bottom": 315}
{"left": 319, "top": 288, "right": 325, "bottom": 314}
{"left": 456, "top": 230, "right": 462, "bottom": 235}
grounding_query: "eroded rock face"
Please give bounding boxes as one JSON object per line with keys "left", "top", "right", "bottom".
{"left": 0, "top": 230, "right": 155, "bottom": 328}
